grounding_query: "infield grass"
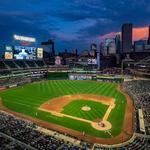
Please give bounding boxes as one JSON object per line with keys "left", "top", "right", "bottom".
{"left": 62, "top": 100, "right": 108, "bottom": 121}
{"left": 0, "top": 80, "right": 126, "bottom": 138}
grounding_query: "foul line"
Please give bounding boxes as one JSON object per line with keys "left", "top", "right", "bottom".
{"left": 39, "top": 108, "right": 92, "bottom": 124}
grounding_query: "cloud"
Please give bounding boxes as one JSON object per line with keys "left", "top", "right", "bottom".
{"left": 0, "top": 13, "right": 57, "bottom": 45}
{"left": 98, "top": 26, "right": 149, "bottom": 42}
{"left": 99, "top": 32, "right": 120, "bottom": 41}
{"left": 0, "top": 0, "right": 150, "bottom": 51}
{"left": 51, "top": 31, "right": 77, "bottom": 42}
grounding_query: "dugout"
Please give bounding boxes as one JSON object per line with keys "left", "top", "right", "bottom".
{"left": 138, "top": 109, "right": 146, "bottom": 134}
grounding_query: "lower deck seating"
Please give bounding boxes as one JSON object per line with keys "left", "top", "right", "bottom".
{"left": 0, "top": 61, "right": 7, "bottom": 69}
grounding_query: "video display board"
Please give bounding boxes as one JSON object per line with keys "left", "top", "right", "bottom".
{"left": 5, "top": 45, "right": 13, "bottom": 59}
{"left": 14, "top": 46, "right": 36, "bottom": 60}
{"left": 88, "top": 59, "right": 97, "bottom": 65}
{"left": 37, "top": 48, "right": 43, "bottom": 59}
{"left": 55, "top": 56, "right": 61, "bottom": 65}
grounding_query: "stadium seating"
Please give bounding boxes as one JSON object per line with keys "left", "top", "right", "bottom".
{"left": 94, "top": 136, "right": 149, "bottom": 150}
{"left": 25, "top": 60, "right": 37, "bottom": 68}
{"left": 35, "top": 60, "right": 46, "bottom": 67}
{"left": 0, "top": 76, "right": 31, "bottom": 86}
{"left": 123, "top": 80, "right": 150, "bottom": 136}
{"left": 4, "top": 60, "right": 18, "bottom": 69}
{"left": 0, "top": 61, "right": 7, "bottom": 70}
{"left": 12, "top": 61, "right": 27, "bottom": 68}
{"left": 0, "top": 110, "right": 149, "bottom": 150}
{"left": 0, "top": 111, "right": 92, "bottom": 150}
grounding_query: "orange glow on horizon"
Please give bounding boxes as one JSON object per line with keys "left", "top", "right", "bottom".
{"left": 99, "top": 26, "right": 149, "bottom": 42}
{"left": 133, "top": 27, "right": 148, "bottom": 41}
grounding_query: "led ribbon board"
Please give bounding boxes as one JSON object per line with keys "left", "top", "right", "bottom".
{"left": 14, "top": 34, "right": 36, "bottom": 42}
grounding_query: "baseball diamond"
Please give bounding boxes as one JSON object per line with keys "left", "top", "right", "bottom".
{"left": 0, "top": 80, "right": 134, "bottom": 144}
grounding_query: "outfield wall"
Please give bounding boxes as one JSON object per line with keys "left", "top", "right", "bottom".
{"left": 47, "top": 72, "right": 69, "bottom": 80}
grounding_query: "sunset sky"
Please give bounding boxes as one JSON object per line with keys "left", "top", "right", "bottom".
{"left": 99, "top": 27, "right": 149, "bottom": 42}
{"left": 0, "top": 0, "right": 150, "bottom": 51}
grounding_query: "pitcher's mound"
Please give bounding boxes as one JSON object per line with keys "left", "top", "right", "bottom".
{"left": 81, "top": 106, "right": 91, "bottom": 111}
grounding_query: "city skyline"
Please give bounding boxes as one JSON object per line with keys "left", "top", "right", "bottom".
{"left": 0, "top": 0, "right": 150, "bottom": 51}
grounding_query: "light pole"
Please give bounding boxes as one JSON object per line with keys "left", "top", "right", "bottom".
{"left": 121, "top": 59, "right": 124, "bottom": 79}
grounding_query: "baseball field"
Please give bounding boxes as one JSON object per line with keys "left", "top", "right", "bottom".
{"left": 0, "top": 80, "right": 134, "bottom": 144}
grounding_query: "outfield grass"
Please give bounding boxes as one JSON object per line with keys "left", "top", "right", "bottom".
{"left": 0, "top": 80, "right": 126, "bottom": 138}
{"left": 62, "top": 100, "right": 108, "bottom": 121}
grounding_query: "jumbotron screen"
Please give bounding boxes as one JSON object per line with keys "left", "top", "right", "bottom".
{"left": 14, "top": 46, "right": 36, "bottom": 60}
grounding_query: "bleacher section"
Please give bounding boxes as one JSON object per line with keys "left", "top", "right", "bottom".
{"left": 0, "top": 60, "right": 48, "bottom": 70}
{"left": 25, "top": 60, "right": 37, "bottom": 68}
{"left": 35, "top": 60, "right": 46, "bottom": 67}
{"left": 15, "top": 61, "right": 27, "bottom": 68}
{"left": 4, "top": 60, "right": 18, "bottom": 69}
{"left": 0, "top": 61, "right": 7, "bottom": 70}
{"left": 0, "top": 111, "right": 92, "bottom": 150}
{"left": 0, "top": 60, "right": 70, "bottom": 78}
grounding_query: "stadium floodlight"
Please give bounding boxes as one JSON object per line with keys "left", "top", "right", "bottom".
{"left": 14, "top": 34, "right": 36, "bottom": 42}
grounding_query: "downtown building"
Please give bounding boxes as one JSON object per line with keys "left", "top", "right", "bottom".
{"left": 122, "top": 23, "right": 133, "bottom": 53}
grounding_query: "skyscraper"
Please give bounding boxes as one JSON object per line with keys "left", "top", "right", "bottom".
{"left": 90, "top": 43, "right": 97, "bottom": 57}
{"left": 72, "top": 48, "right": 78, "bottom": 57}
{"left": 147, "top": 26, "right": 150, "bottom": 45}
{"left": 41, "top": 39, "right": 55, "bottom": 59}
{"left": 115, "top": 34, "right": 121, "bottom": 54}
{"left": 122, "top": 23, "right": 133, "bottom": 53}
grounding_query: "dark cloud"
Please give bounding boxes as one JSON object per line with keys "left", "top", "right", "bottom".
{"left": 0, "top": 0, "right": 150, "bottom": 51}
{"left": 72, "top": 0, "right": 150, "bottom": 41}
{"left": 0, "top": 13, "right": 57, "bottom": 45}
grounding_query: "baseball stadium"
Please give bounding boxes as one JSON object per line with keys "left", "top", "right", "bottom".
{"left": 0, "top": 54, "right": 150, "bottom": 150}
{"left": 0, "top": 8, "right": 150, "bottom": 150}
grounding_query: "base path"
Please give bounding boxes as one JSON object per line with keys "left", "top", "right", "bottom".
{"left": 103, "top": 103, "right": 115, "bottom": 121}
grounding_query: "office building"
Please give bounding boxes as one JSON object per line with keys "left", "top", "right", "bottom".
{"left": 147, "top": 26, "right": 150, "bottom": 45}
{"left": 122, "top": 23, "right": 133, "bottom": 53}
{"left": 41, "top": 39, "right": 55, "bottom": 59}
{"left": 115, "top": 34, "right": 121, "bottom": 54}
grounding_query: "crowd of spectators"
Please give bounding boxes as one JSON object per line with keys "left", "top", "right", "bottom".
{"left": 0, "top": 111, "right": 92, "bottom": 150}
{"left": 0, "top": 134, "right": 30, "bottom": 150}
{"left": 0, "top": 106, "right": 149, "bottom": 150}
{"left": 94, "top": 136, "right": 149, "bottom": 150}
{"left": 122, "top": 80, "right": 150, "bottom": 149}
{"left": 101, "top": 68, "right": 133, "bottom": 76}
{"left": 0, "top": 76, "right": 31, "bottom": 87}
{"left": 123, "top": 80, "right": 150, "bottom": 135}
